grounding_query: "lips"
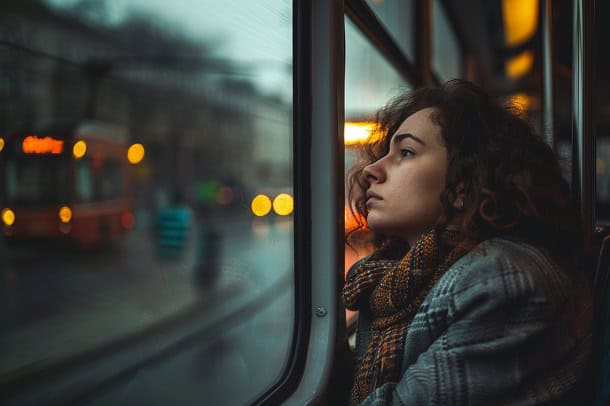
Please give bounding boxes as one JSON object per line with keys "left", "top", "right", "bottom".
{"left": 366, "top": 190, "right": 382, "bottom": 206}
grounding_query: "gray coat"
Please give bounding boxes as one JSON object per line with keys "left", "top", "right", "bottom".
{"left": 355, "top": 238, "right": 592, "bottom": 405}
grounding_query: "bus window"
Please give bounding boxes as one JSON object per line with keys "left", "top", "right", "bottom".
{"left": 345, "top": 17, "right": 410, "bottom": 127}
{"left": 5, "top": 157, "right": 69, "bottom": 205}
{"left": 0, "top": 1, "right": 293, "bottom": 405}
{"left": 344, "top": 15, "right": 410, "bottom": 324}
{"left": 96, "top": 159, "right": 124, "bottom": 201}
{"left": 76, "top": 159, "right": 94, "bottom": 203}
{"left": 432, "top": 0, "right": 462, "bottom": 82}
{"left": 363, "top": 0, "right": 416, "bottom": 61}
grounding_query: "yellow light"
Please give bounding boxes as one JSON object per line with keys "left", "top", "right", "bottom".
{"left": 502, "top": 0, "right": 538, "bottom": 47}
{"left": 2, "top": 208, "right": 15, "bottom": 226}
{"left": 344, "top": 122, "right": 381, "bottom": 146}
{"left": 273, "top": 193, "right": 294, "bottom": 216}
{"left": 251, "top": 194, "right": 272, "bottom": 217}
{"left": 128, "top": 143, "right": 145, "bottom": 164}
{"left": 73, "top": 140, "right": 87, "bottom": 159}
{"left": 506, "top": 50, "right": 534, "bottom": 79}
{"left": 59, "top": 206, "right": 72, "bottom": 223}
{"left": 0, "top": 137, "right": 4, "bottom": 152}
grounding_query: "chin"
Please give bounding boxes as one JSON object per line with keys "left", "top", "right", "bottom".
{"left": 367, "top": 221, "right": 397, "bottom": 236}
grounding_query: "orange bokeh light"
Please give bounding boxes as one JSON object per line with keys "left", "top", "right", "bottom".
{"left": 22, "top": 135, "right": 63, "bottom": 154}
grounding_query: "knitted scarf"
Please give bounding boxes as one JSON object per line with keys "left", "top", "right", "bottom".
{"left": 342, "top": 227, "right": 469, "bottom": 405}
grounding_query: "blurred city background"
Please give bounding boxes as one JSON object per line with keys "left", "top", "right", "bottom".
{"left": 1, "top": 1, "right": 295, "bottom": 404}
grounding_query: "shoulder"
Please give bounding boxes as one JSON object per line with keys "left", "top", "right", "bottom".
{"left": 430, "top": 238, "right": 573, "bottom": 316}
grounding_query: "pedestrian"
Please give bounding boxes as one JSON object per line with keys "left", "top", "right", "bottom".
{"left": 343, "top": 79, "right": 592, "bottom": 405}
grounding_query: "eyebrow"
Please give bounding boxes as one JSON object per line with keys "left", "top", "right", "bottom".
{"left": 392, "top": 132, "right": 426, "bottom": 146}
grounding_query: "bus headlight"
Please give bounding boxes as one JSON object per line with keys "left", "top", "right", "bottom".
{"left": 73, "top": 140, "right": 87, "bottom": 159}
{"left": 59, "top": 206, "right": 72, "bottom": 223}
{"left": 2, "top": 208, "right": 15, "bottom": 226}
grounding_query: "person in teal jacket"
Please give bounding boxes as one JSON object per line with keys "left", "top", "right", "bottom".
{"left": 343, "top": 79, "right": 592, "bottom": 405}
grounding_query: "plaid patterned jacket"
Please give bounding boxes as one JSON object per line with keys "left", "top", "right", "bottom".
{"left": 355, "top": 238, "right": 592, "bottom": 405}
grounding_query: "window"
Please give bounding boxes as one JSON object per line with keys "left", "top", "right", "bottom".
{"left": 432, "top": 0, "right": 462, "bottom": 82}
{"left": 344, "top": 16, "right": 410, "bottom": 321}
{"left": 364, "top": 0, "right": 416, "bottom": 61}
{"left": 345, "top": 17, "right": 410, "bottom": 125}
{"left": 97, "top": 159, "right": 123, "bottom": 201}
{"left": 5, "top": 157, "right": 69, "bottom": 205}
{"left": 76, "top": 159, "right": 94, "bottom": 202}
{"left": 1, "top": 1, "right": 294, "bottom": 404}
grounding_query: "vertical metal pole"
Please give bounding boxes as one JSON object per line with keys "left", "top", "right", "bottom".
{"left": 286, "top": 0, "right": 345, "bottom": 404}
{"left": 572, "top": 0, "right": 595, "bottom": 247}
{"left": 542, "top": 0, "right": 554, "bottom": 148}
{"left": 416, "top": 0, "right": 433, "bottom": 86}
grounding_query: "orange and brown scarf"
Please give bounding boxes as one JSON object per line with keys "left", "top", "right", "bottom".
{"left": 342, "top": 228, "right": 469, "bottom": 405}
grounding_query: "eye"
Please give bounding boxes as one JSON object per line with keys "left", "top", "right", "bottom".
{"left": 400, "top": 149, "right": 415, "bottom": 158}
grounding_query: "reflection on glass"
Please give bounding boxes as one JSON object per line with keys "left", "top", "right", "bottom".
{"left": 365, "top": 0, "right": 415, "bottom": 61}
{"left": 0, "top": 1, "right": 293, "bottom": 404}
{"left": 432, "top": 0, "right": 462, "bottom": 82}
{"left": 345, "top": 17, "right": 409, "bottom": 123}
{"left": 344, "top": 16, "right": 409, "bottom": 301}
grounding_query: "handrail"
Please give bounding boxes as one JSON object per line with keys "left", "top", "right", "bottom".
{"left": 572, "top": 0, "right": 595, "bottom": 249}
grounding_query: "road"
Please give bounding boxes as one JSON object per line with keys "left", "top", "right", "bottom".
{"left": 0, "top": 211, "right": 294, "bottom": 405}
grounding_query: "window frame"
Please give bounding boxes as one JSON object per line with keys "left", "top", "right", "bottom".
{"left": 258, "top": 0, "right": 346, "bottom": 403}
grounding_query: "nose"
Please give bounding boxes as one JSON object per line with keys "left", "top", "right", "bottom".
{"left": 363, "top": 160, "right": 385, "bottom": 184}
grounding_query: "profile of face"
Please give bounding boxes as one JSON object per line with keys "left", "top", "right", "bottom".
{"left": 363, "top": 107, "right": 448, "bottom": 246}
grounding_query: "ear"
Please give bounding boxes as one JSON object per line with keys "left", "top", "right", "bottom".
{"left": 452, "top": 182, "right": 466, "bottom": 210}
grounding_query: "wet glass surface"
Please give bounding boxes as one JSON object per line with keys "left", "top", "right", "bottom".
{"left": 0, "top": 1, "right": 293, "bottom": 404}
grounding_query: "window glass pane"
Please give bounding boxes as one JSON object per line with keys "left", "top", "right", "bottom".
{"left": 344, "top": 16, "right": 410, "bottom": 321}
{"left": 432, "top": 0, "right": 462, "bottom": 81}
{"left": 5, "top": 157, "right": 69, "bottom": 205}
{"left": 76, "top": 160, "right": 94, "bottom": 202}
{"left": 0, "top": 1, "right": 293, "bottom": 404}
{"left": 345, "top": 17, "right": 410, "bottom": 126}
{"left": 364, "top": 0, "right": 415, "bottom": 61}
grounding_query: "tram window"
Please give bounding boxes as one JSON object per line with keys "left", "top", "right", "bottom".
{"left": 76, "top": 159, "right": 94, "bottom": 202}
{"left": 364, "top": 0, "right": 416, "bottom": 61}
{"left": 344, "top": 15, "right": 410, "bottom": 321}
{"left": 5, "top": 158, "right": 69, "bottom": 205}
{"left": 1, "top": 1, "right": 293, "bottom": 405}
{"left": 95, "top": 159, "right": 123, "bottom": 201}
{"left": 432, "top": 0, "right": 462, "bottom": 81}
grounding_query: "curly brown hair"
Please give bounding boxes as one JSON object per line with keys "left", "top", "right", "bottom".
{"left": 347, "top": 79, "right": 581, "bottom": 263}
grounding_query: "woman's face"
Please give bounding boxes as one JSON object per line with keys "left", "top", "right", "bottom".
{"left": 363, "top": 107, "right": 448, "bottom": 246}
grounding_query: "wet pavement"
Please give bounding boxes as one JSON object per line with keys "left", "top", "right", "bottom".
{"left": 0, "top": 212, "right": 294, "bottom": 405}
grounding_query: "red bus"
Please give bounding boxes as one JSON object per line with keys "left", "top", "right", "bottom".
{"left": 0, "top": 121, "right": 135, "bottom": 247}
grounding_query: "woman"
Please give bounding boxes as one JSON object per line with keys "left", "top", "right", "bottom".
{"left": 343, "top": 80, "right": 592, "bottom": 405}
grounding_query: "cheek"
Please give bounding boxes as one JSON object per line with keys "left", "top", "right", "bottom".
{"left": 406, "top": 166, "right": 446, "bottom": 209}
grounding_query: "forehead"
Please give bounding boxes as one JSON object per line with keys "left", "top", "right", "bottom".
{"left": 392, "top": 107, "right": 442, "bottom": 145}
